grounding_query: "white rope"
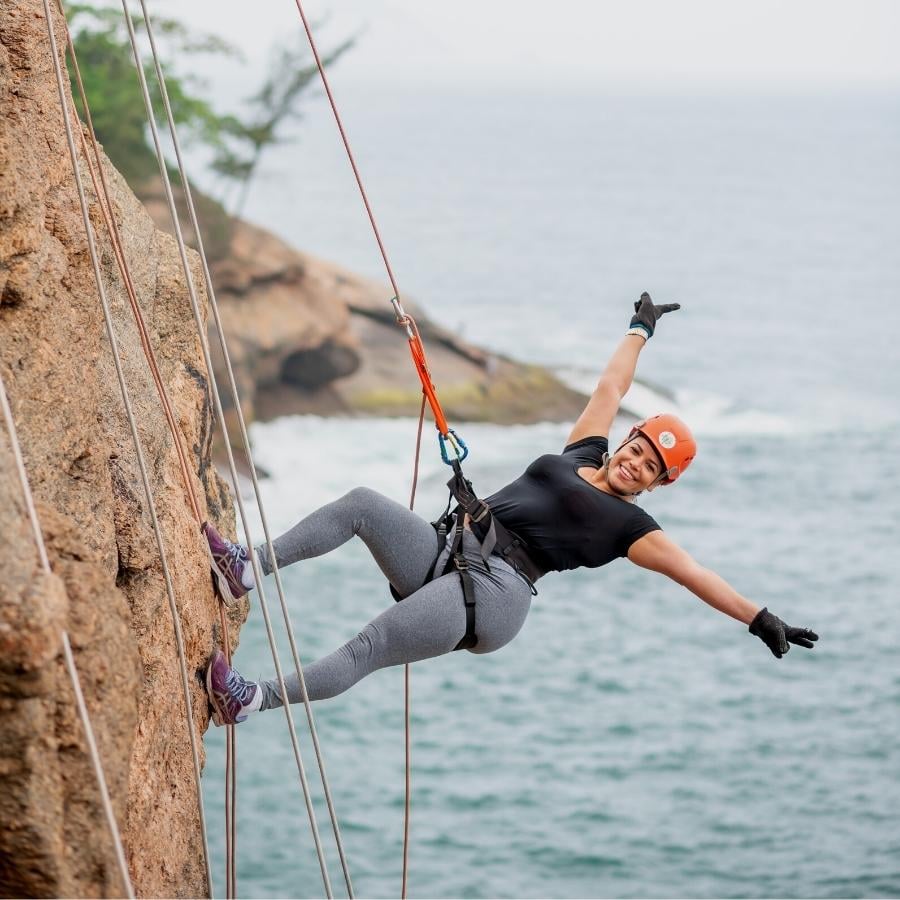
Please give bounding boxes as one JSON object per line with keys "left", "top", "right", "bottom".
{"left": 0, "top": 369, "right": 135, "bottom": 900}
{"left": 118, "top": 2, "right": 338, "bottom": 895}
{"left": 136, "top": 1, "right": 356, "bottom": 895}
{"left": 0, "top": 374, "right": 50, "bottom": 575}
{"left": 59, "top": 632, "right": 136, "bottom": 899}
{"left": 39, "top": 2, "right": 214, "bottom": 893}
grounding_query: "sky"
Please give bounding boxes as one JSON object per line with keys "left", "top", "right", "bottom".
{"left": 159, "top": 0, "right": 900, "bottom": 94}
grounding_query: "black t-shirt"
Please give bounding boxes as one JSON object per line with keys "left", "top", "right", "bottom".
{"left": 484, "top": 435, "right": 662, "bottom": 573}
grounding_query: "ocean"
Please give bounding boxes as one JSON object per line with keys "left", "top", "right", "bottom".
{"left": 200, "top": 86, "right": 900, "bottom": 898}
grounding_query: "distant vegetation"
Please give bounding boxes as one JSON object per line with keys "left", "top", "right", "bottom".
{"left": 65, "top": 2, "right": 354, "bottom": 219}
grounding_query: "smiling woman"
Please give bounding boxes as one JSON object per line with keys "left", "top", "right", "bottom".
{"left": 201, "top": 291, "right": 819, "bottom": 728}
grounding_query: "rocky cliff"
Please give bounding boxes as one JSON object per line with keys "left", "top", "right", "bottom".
{"left": 0, "top": 4, "right": 240, "bottom": 896}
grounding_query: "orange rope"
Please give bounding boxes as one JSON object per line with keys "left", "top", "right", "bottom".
{"left": 405, "top": 316, "right": 450, "bottom": 438}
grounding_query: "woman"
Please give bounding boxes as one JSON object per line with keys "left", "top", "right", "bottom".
{"left": 204, "top": 293, "right": 818, "bottom": 726}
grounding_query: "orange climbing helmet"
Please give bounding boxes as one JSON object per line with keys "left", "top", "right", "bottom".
{"left": 625, "top": 413, "right": 696, "bottom": 485}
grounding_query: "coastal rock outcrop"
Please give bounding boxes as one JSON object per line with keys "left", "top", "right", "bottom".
{"left": 215, "top": 219, "right": 589, "bottom": 428}
{"left": 1, "top": 4, "right": 238, "bottom": 896}
{"left": 139, "top": 197, "right": 589, "bottom": 436}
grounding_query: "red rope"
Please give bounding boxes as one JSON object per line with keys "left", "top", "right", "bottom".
{"left": 292, "top": 0, "right": 400, "bottom": 302}
{"left": 402, "top": 394, "right": 426, "bottom": 897}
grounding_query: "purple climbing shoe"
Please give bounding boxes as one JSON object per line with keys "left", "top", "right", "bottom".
{"left": 202, "top": 521, "right": 249, "bottom": 604}
{"left": 206, "top": 650, "right": 261, "bottom": 726}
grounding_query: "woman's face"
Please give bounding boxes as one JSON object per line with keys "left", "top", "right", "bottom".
{"left": 606, "top": 436, "right": 664, "bottom": 495}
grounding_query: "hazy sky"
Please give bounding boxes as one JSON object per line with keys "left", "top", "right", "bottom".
{"left": 161, "top": 0, "right": 900, "bottom": 92}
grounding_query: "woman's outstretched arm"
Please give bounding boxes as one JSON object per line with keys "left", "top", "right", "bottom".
{"left": 566, "top": 292, "right": 680, "bottom": 445}
{"left": 628, "top": 529, "right": 759, "bottom": 623}
{"left": 628, "top": 530, "right": 819, "bottom": 658}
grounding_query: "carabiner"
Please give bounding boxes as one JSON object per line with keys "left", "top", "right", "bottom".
{"left": 438, "top": 429, "right": 469, "bottom": 466}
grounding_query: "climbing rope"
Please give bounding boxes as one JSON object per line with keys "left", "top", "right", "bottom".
{"left": 404, "top": 395, "right": 427, "bottom": 898}
{"left": 59, "top": 22, "right": 229, "bottom": 897}
{"left": 118, "top": 1, "right": 356, "bottom": 895}
{"left": 135, "top": 2, "right": 356, "bottom": 890}
{"left": 45, "top": 3, "right": 224, "bottom": 891}
{"left": 290, "top": 4, "right": 473, "bottom": 894}
{"left": 130, "top": 4, "right": 359, "bottom": 889}
{"left": 0, "top": 339, "right": 135, "bottom": 897}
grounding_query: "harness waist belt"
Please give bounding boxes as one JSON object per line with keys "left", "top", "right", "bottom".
{"left": 389, "top": 461, "right": 546, "bottom": 653}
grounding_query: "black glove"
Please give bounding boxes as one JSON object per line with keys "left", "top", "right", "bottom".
{"left": 628, "top": 291, "right": 680, "bottom": 339}
{"left": 749, "top": 607, "right": 819, "bottom": 659}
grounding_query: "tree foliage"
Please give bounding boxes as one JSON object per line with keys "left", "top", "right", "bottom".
{"left": 65, "top": 2, "right": 354, "bottom": 213}
{"left": 210, "top": 38, "right": 354, "bottom": 217}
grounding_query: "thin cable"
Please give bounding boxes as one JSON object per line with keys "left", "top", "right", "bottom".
{"left": 220, "top": 607, "right": 236, "bottom": 900}
{"left": 137, "top": 0, "right": 356, "bottom": 888}
{"left": 61, "top": 633, "right": 136, "bottom": 900}
{"left": 0, "top": 369, "right": 134, "bottom": 899}
{"left": 55, "top": 1, "right": 203, "bottom": 525}
{"left": 40, "top": 2, "right": 214, "bottom": 893}
{"left": 0, "top": 376, "right": 50, "bottom": 574}
{"left": 292, "top": 0, "right": 400, "bottom": 302}
{"left": 402, "top": 395, "right": 427, "bottom": 899}
{"left": 119, "top": 3, "right": 335, "bottom": 894}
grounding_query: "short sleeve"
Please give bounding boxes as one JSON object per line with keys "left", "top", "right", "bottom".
{"left": 617, "top": 508, "right": 662, "bottom": 557}
{"left": 562, "top": 435, "right": 609, "bottom": 468}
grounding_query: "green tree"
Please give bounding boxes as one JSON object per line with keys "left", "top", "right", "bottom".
{"left": 66, "top": 3, "right": 243, "bottom": 186}
{"left": 65, "top": 2, "right": 354, "bottom": 215}
{"left": 211, "top": 37, "right": 354, "bottom": 217}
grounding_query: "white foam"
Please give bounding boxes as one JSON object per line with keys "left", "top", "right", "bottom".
{"left": 555, "top": 365, "right": 798, "bottom": 437}
{"left": 672, "top": 389, "right": 797, "bottom": 437}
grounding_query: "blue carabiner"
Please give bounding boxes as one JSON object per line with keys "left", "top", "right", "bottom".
{"left": 438, "top": 429, "right": 469, "bottom": 466}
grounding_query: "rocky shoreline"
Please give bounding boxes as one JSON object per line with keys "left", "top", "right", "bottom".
{"left": 140, "top": 190, "right": 590, "bottom": 446}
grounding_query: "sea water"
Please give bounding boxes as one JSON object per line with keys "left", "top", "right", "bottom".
{"left": 200, "top": 88, "right": 900, "bottom": 898}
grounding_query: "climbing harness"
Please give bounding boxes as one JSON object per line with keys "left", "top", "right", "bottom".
{"left": 393, "top": 460, "right": 544, "bottom": 651}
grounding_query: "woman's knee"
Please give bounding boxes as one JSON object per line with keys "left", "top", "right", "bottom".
{"left": 337, "top": 486, "right": 386, "bottom": 530}
{"left": 341, "top": 485, "right": 383, "bottom": 509}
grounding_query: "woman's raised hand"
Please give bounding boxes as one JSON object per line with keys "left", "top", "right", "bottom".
{"left": 628, "top": 291, "right": 681, "bottom": 339}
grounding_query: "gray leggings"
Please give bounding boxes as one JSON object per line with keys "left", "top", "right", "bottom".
{"left": 255, "top": 487, "right": 533, "bottom": 709}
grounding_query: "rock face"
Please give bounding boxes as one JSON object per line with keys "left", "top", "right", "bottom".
{"left": 0, "top": 5, "right": 240, "bottom": 897}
